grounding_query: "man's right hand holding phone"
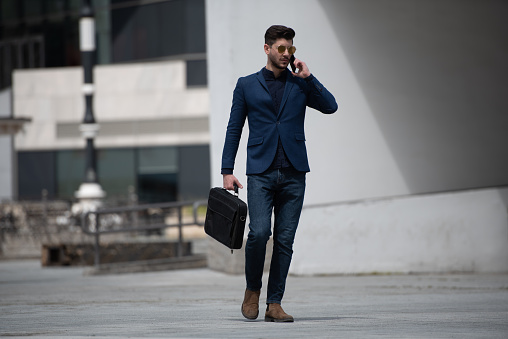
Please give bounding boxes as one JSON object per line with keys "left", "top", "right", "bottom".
{"left": 291, "top": 57, "right": 311, "bottom": 79}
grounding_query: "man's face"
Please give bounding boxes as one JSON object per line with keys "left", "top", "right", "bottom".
{"left": 265, "top": 38, "right": 294, "bottom": 70}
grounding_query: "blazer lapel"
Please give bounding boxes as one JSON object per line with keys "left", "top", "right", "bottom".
{"left": 256, "top": 68, "right": 294, "bottom": 117}
{"left": 278, "top": 71, "right": 295, "bottom": 117}
{"left": 256, "top": 70, "right": 269, "bottom": 93}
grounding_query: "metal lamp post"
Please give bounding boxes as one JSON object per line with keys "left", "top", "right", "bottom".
{"left": 74, "top": 0, "right": 105, "bottom": 211}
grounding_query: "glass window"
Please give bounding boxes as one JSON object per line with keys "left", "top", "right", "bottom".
{"left": 18, "top": 151, "right": 57, "bottom": 200}
{"left": 111, "top": 0, "right": 205, "bottom": 63}
{"left": 137, "top": 147, "right": 178, "bottom": 203}
{"left": 57, "top": 148, "right": 137, "bottom": 202}
{"left": 178, "top": 145, "right": 210, "bottom": 200}
{"left": 56, "top": 149, "right": 85, "bottom": 200}
{"left": 23, "top": 0, "right": 43, "bottom": 18}
{"left": 137, "top": 172, "right": 178, "bottom": 203}
{"left": 97, "top": 148, "right": 136, "bottom": 202}
{"left": 18, "top": 145, "right": 211, "bottom": 203}
{"left": 183, "top": 0, "right": 207, "bottom": 54}
{"left": 138, "top": 147, "right": 178, "bottom": 175}
{"left": 186, "top": 59, "right": 207, "bottom": 87}
{"left": 46, "top": 0, "right": 67, "bottom": 14}
{"left": 68, "top": 0, "right": 81, "bottom": 13}
{"left": 0, "top": 0, "right": 19, "bottom": 22}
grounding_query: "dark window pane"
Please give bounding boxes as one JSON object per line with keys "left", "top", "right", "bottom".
{"left": 137, "top": 146, "right": 178, "bottom": 203}
{"left": 112, "top": 0, "right": 205, "bottom": 62}
{"left": 96, "top": 148, "right": 135, "bottom": 201}
{"left": 0, "top": 0, "right": 19, "bottom": 22}
{"left": 57, "top": 148, "right": 136, "bottom": 201}
{"left": 178, "top": 145, "right": 210, "bottom": 200}
{"left": 56, "top": 149, "right": 84, "bottom": 200}
{"left": 158, "top": 0, "right": 186, "bottom": 57}
{"left": 138, "top": 173, "right": 178, "bottom": 203}
{"left": 18, "top": 145, "right": 209, "bottom": 203}
{"left": 18, "top": 151, "right": 56, "bottom": 200}
{"left": 23, "top": 0, "right": 43, "bottom": 18}
{"left": 186, "top": 59, "right": 207, "bottom": 87}
{"left": 138, "top": 147, "right": 178, "bottom": 175}
{"left": 46, "top": 0, "right": 67, "bottom": 14}
{"left": 184, "top": 0, "right": 206, "bottom": 54}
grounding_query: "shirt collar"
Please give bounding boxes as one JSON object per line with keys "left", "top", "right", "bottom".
{"left": 262, "top": 67, "right": 287, "bottom": 81}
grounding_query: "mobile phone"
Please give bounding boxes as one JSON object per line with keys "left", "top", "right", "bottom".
{"left": 290, "top": 55, "right": 296, "bottom": 72}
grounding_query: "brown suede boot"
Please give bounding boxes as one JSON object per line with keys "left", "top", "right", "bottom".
{"left": 241, "top": 289, "right": 261, "bottom": 320}
{"left": 265, "top": 303, "right": 294, "bottom": 322}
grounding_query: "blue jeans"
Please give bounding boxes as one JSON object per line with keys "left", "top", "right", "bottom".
{"left": 245, "top": 168, "right": 306, "bottom": 304}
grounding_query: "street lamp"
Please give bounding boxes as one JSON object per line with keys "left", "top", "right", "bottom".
{"left": 74, "top": 0, "right": 105, "bottom": 211}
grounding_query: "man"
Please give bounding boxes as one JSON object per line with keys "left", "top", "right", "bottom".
{"left": 221, "top": 25, "right": 338, "bottom": 322}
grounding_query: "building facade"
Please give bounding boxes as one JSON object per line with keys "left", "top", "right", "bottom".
{"left": 2, "top": 0, "right": 508, "bottom": 274}
{"left": 2, "top": 0, "right": 210, "bottom": 203}
{"left": 206, "top": 0, "right": 508, "bottom": 274}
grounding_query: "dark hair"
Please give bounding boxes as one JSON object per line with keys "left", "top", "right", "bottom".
{"left": 264, "top": 25, "right": 295, "bottom": 46}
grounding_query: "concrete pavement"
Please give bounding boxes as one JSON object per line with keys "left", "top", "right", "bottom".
{"left": 0, "top": 260, "right": 507, "bottom": 338}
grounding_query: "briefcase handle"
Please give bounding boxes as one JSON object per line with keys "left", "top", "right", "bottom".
{"left": 233, "top": 184, "right": 239, "bottom": 195}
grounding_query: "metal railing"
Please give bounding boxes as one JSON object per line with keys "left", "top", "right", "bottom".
{"left": 80, "top": 199, "right": 207, "bottom": 268}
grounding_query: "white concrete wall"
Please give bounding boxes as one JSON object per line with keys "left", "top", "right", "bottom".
{"left": 206, "top": 0, "right": 508, "bottom": 273}
{"left": 292, "top": 187, "right": 508, "bottom": 275}
{"left": 0, "top": 89, "right": 13, "bottom": 201}
{"left": 0, "top": 135, "right": 12, "bottom": 201}
{"left": 13, "top": 60, "right": 209, "bottom": 150}
{"left": 13, "top": 67, "right": 81, "bottom": 150}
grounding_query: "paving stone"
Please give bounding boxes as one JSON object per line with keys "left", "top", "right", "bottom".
{"left": 0, "top": 260, "right": 507, "bottom": 338}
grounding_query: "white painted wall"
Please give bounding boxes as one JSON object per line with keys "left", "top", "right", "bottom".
{"left": 207, "top": 0, "right": 508, "bottom": 203}
{"left": 206, "top": 0, "right": 508, "bottom": 273}
{"left": 0, "top": 135, "right": 12, "bottom": 201}
{"left": 0, "top": 89, "right": 13, "bottom": 201}
{"left": 13, "top": 67, "right": 82, "bottom": 150}
{"left": 292, "top": 187, "right": 508, "bottom": 275}
{"left": 13, "top": 60, "right": 209, "bottom": 150}
{"left": 206, "top": 0, "right": 412, "bottom": 203}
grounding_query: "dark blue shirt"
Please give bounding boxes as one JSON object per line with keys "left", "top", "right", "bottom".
{"left": 262, "top": 67, "right": 293, "bottom": 170}
{"left": 263, "top": 67, "right": 286, "bottom": 114}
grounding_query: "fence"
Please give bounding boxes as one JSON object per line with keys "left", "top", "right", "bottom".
{"left": 80, "top": 199, "right": 207, "bottom": 268}
{"left": 0, "top": 191, "right": 208, "bottom": 266}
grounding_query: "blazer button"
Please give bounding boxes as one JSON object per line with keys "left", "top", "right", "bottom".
{"left": 276, "top": 121, "right": 280, "bottom": 125}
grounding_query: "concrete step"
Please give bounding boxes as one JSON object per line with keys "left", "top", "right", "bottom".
{"left": 41, "top": 241, "right": 193, "bottom": 266}
{"left": 83, "top": 254, "right": 208, "bottom": 275}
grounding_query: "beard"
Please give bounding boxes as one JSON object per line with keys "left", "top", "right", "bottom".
{"left": 268, "top": 53, "right": 289, "bottom": 70}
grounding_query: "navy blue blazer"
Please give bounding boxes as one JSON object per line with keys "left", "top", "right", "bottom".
{"left": 222, "top": 68, "right": 338, "bottom": 175}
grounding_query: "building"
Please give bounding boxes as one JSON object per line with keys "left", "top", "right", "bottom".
{"left": 206, "top": 0, "right": 508, "bottom": 274}
{"left": 1, "top": 0, "right": 210, "bottom": 203}
{"left": 1, "top": 0, "right": 508, "bottom": 274}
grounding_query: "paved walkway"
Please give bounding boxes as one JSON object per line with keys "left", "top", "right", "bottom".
{"left": 0, "top": 260, "right": 507, "bottom": 338}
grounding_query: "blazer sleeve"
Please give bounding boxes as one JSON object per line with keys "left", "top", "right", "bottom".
{"left": 221, "top": 78, "right": 248, "bottom": 172}
{"left": 305, "top": 75, "right": 338, "bottom": 114}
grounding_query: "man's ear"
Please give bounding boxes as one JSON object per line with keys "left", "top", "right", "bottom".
{"left": 264, "top": 44, "right": 270, "bottom": 55}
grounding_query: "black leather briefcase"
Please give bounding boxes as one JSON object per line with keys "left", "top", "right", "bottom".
{"left": 204, "top": 186, "right": 247, "bottom": 251}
